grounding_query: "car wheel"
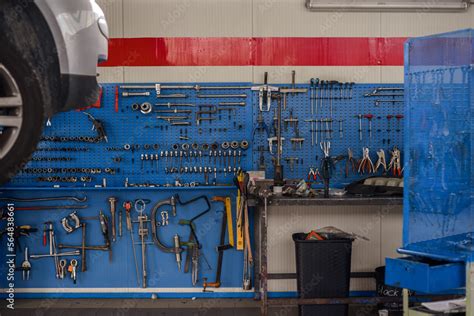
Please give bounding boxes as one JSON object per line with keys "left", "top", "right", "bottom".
{"left": 0, "top": 46, "right": 45, "bottom": 185}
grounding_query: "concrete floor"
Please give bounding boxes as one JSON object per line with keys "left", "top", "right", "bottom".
{"left": 0, "top": 299, "right": 384, "bottom": 316}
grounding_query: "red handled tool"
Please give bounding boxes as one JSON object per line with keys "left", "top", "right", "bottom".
{"left": 395, "top": 114, "right": 404, "bottom": 132}
{"left": 364, "top": 114, "right": 374, "bottom": 139}
{"left": 115, "top": 86, "right": 119, "bottom": 112}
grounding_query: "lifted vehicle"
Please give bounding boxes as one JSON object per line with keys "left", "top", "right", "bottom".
{"left": 0, "top": 0, "right": 108, "bottom": 184}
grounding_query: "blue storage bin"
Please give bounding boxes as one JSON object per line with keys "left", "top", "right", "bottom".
{"left": 386, "top": 257, "right": 465, "bottom": 293}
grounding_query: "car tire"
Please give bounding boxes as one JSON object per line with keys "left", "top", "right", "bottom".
{"left": 0, "top": 44, "right": 45, "bottom": 185}
{"left": 0, "top": 1, "right": 61, "bottom": 185}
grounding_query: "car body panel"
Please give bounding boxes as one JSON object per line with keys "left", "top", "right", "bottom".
{"left": 33, "top": 0, "right": 108, "bottom": 110}
{"left": 34, "top": 0, "right": 108, "bottom": 76}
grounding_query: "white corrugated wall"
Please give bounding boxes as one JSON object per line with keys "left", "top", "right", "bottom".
{"left": 97, "top": 0, "right": 474, "bottom": 84}
{"left": 96, "top": 0, "right": 473, "bottom": 292}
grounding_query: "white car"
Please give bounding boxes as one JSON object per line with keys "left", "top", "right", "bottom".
{"left": 0, "top": 0, "right": 108, "bottom": 184}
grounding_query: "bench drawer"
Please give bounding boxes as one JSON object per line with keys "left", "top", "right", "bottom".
{"left": 385, "top": 257, "right": 465, "bottom": 293}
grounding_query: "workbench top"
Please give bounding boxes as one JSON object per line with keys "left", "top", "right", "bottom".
{"left": 258, "top": 195, "right": 403, "bottom": 206}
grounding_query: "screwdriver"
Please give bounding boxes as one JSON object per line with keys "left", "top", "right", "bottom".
{"left": 386, "top": 115, "right": 393, "bottom": 132}
{"left": 356, "top": 114, "right": 363, "bottom": 141}
{"left": 43, "top": 223, "right": 48, "bottom": 246}
{"left": 314, "top": 78, "right": 320, "bottom": 115}
{"left": 395, "top": 114, "right": 404, "bottom": 132}
{"left": 123, "top": 201, "right": 132, "bottom": 231}
{"left": 364, "top": 114, "right": 374, "bottom": 139}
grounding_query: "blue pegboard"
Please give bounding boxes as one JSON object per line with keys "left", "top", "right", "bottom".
{"left": 252, "top": 83, "right": 405, "bottom": 187}
{"left": 8, "top": 83, "right": 254, "bottom": 188}
{"left": 4, "top": 81, "right": 404, "bottom": 189}
{"left": 0, "top": 80, "right": 405, "bottom": 298}
{"left": 0, "top": 188, "right": 246, "bottom": 294}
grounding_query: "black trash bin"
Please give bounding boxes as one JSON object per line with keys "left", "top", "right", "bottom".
{"left": 293, "top": 232, "right": 353, "bottom": 316}
{"left": 375, "top": 266, "right": 413, "bottom": 312}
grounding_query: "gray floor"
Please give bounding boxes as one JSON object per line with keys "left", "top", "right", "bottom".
{"left": 0, "top": 299, "right": 383, "bottom": 316}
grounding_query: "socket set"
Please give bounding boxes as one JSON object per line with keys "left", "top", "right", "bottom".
{"left": 6, "top": 80, "right": 404, "bottom": 188}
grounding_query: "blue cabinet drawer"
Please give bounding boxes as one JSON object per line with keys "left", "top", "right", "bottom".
{"left": 385, "top": 257, "right": 465, "bottom": 293}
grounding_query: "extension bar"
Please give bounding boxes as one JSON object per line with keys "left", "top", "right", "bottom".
{"left": 120, "top": 84, "right": 251, "bottom": 96}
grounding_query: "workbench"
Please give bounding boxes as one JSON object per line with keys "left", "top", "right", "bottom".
{"left": 252, "top": 194, "right": 404, "bottom": 315}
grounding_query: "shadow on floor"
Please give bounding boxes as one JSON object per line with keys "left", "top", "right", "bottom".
{"left": 0, "top": 299, "right": 386, "bottom": 316}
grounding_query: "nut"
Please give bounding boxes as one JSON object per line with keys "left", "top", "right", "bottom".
{"left": 140, "top": 102, "right": 153, "bottom": 114}
{"left": 240, "top": 140, "right": 249, "bottom": 150}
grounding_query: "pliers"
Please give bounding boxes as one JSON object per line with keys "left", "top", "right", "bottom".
{"left": 375, "top": 149, "right": 387, "bottom": 173}
{"left": 388, "top": 147, "right": 402, "bottom": 177}
{"left": 320, "top": 141, "right": 331, "bottom": 158}
{"left": 358, "top": 147, "right": 375, "bottom": 174}
{"left": 307, "top": 168, "right": 322, "bottom": 182}
{"left": 345, "top": 148, "right": 357, "bottom": 177}
{"left": 252, "top": 112, "right": 270, "bottom": 141}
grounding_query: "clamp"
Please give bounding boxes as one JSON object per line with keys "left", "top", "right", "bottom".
{"left": 151, "top": 195, "right": 210, "bottom": 257}
{"left": 61, "top": 211, "right": 81, "bottom": 234}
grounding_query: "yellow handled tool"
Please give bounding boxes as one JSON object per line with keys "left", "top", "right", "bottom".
{"left": 211, "top": 196, "right": 234, "bottom": 247}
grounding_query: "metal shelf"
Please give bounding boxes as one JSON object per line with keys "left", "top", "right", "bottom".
{"left": 267, "top": 196, "right": 403, "bottom": 206}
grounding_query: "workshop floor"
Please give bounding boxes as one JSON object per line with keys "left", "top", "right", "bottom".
{"left": 0, "top": 299, "right": 383, "bottom": 315}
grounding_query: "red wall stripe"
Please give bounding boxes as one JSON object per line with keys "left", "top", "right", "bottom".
{"left": 100, "top": 37, "right": 407, "bottom": 67}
